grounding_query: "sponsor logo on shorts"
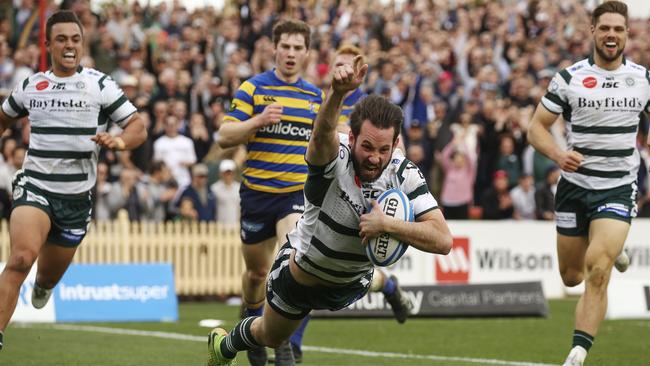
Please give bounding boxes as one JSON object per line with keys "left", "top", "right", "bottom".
{"left": 291, "top": 204, "right": 304, "bottom": 211}
{"left": 597, "top": 203, "right": 629, "bottom": 217}
{"left": 61, "top": 228, "right": 85, "bottom": 242}
{"left": 26, "top": 191, "right": 49, "bottom": 206}
{"left": 241, "top": 220, "right": 264, "bottom": 233}
{"left": 555, "top": 211, "right": 577, "bottom": 228}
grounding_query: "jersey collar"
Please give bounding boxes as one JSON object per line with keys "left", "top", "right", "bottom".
{"left": 588, "top": 54, "right": 626, "bottom": 66}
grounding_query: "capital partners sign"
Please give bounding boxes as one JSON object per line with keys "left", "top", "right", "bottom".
{"left": 312, "top": 282, "right": 548, "bottom": 318}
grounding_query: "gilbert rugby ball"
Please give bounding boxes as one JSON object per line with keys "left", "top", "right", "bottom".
{"left": 366, "top": 188, "right": 413, "bottom": 266}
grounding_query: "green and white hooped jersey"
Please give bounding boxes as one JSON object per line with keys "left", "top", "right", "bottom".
{"left": 2, "top": 66, "right": 136, "bottom": 194}
{"left": 541, "top": 56, "right": 650, "bottom": 190}
{"left": 287, "top": 134, "right": 438, "bottom": 285}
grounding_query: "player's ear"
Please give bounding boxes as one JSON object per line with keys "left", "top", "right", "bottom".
{"left": 348, "top": 130, "right": 355, "bottom": 145}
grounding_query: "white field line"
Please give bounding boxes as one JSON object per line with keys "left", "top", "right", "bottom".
{"left": 17, "top": 323, "right": 555, "bottom": 366}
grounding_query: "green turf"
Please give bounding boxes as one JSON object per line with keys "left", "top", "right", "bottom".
{"left": 1, "top": 299, "right": 647, "bottom": 365}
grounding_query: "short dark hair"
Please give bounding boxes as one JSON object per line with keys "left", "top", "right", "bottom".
{"left": 46, "top": 10, "right": 83, "bottom": 42}
{"left": 592, "top": 1, "right": 628, "bottom": 26}
{"left": 272, "top": 19, "right": 311, "bottom": 49}
{"left": 349, "top": 95, "right": 403, "bottom": 143}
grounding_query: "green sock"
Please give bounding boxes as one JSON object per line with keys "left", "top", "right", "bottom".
{"left": 572, "top": 329, "right": 594, "bottom": 352}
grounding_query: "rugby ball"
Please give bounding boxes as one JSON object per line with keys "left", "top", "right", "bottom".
{"left": 365, "top": 189, "right": 413, "bottom": 266}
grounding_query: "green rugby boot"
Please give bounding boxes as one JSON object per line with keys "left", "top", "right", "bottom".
{"left": 207, "top": 328, "right": 237, "bottom": 366}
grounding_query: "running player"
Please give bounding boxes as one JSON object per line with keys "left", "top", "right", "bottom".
{"left": 527, "top": 2, "right": 650, "bottom": 365}
{"left": 0, "top": 10, "right": 146, "bottom": 350}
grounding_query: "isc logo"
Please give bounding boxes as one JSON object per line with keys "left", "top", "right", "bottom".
{"left": 435, "top": 237, "right": 470, "bottom": 283}
{"left": 602, "top": 82, "right": 619, "bottom": 88}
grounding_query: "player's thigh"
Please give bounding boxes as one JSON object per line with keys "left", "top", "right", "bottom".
{"left": 585, "top": 218, "right": 630, "bottom": 269}
{"left": 36, "top": 243, "right": 78, "bottom": 286}
{"left": 557, "top": 233, "right": 588, "bottom": 278}
{"left": 9, "top": 205, "right": 51, "bottom": 260}
{"left": 259, "top": 301, "right": 304, "bottom": 344}
{"left": 276, "top": 213, "right": 301, "bottom": 243}
{"left": 242, "top": 237, "right": 278, "bottom": 272}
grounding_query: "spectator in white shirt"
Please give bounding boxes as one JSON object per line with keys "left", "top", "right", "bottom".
{"left": 153, "top": 115, "right": 196, "bottom": 187}
{"left": 510, "top": 174, "right": 536, "bottom": 220}
{"left": 210, "top": 159, "right": 240, "bottom": 225}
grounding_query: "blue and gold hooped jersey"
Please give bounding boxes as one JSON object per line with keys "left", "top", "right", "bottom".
{"left": 224, "top": 70, "right": 325, "bottom": 193}
{"left": 338, "top": 88, "right": 367, "bottom": 126}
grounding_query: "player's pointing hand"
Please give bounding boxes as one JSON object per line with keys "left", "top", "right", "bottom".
{"left": 332, "top": 55, "right": 368, "bottom": 94}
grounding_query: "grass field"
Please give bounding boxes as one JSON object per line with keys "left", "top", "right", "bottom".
{"left": 1, "top": 299, "right": 647, "bottom": 365}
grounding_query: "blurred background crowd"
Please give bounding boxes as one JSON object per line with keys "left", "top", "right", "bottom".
{"left": 0, "top": 0, "right": 649, "bottom": 222}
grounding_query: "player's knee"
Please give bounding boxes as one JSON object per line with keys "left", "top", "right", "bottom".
{"left": 560, "top": 268, "right": 583, "bottom": 287}
{"left": 245, "top": 268, "right": 269, "bottom": 287}
{"left": 585, "top": 265, "right": 609, "bottom": 289}
{"left": 561, "top": 273, "right": 583, "bottom": 287}
{"left": 7, "top": 250, "right": 37, "bottom": 275}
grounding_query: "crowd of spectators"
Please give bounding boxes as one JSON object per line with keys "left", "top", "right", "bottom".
{"left": 0, "top": 0, "right": 649, "bottom": 222}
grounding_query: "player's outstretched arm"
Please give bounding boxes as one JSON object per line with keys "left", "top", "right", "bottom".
{"left": 307, "top": 55, "right": 368, "bottom": 166}
{"left": 91, "top": 113, "right": 147, "bottom": 150}
{"left": 0, "top": 108, "right": 16, "bottom": 137}
{"left": 217, "top": 103, "right": 283, "bottom": 148}
{"left": 360, "top": 202, "right": 452, "bottom": 255}
{"left": 527, "top": 104, "right": 583, "bottom": 172}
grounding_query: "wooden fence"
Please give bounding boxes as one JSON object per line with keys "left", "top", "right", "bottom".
{"left": 0, "top": 211, "right": 245, "bottom": 296}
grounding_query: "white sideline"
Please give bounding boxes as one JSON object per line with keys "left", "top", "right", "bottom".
{"left": 17, "top": 323, "right": 555, "bottom": 366}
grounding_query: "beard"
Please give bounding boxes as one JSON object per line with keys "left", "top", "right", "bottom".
{"left": 595, "top": 42, "right": 625, "bottom": 63}
{"left": 351, "top": 147, "right": 392, "bottom": 183}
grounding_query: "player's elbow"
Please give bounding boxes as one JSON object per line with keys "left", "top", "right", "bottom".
{"left": 526, "top": 123, "right": 537, "bottom": 144}
{"left": 216, "top": 133, "right": 236, "bottom": 148}
{"left": 436, "top": 234, "right": 453, "bottom": 255}
{"left": 216, "top": 125, "right": 239, "bottom": 148}
{"left": 137, "top": 124, "right": 148, "bottom": 145}
{"left": 126, "top": 114, "right": 148, "bottom": 148}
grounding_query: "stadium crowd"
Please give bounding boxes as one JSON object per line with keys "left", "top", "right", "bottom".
{"left": 0, "top": 0, "right": 649, "bottom": 222}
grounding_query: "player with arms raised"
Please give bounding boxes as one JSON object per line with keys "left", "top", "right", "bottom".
{"left": 207, "top": 54, "right": 452, "bottom": 366}
{"left": 0, "top": 10, "right": 146, "bottom": 350}
{"left": 527, "top": 2, "right": 650, "bottom": 365}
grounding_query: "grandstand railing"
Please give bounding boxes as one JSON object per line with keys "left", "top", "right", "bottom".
{"left": 0, "top": 210, "right": 245, "bottom": 296}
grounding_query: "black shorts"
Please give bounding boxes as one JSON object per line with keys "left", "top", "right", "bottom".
{"left": 12, "top": 177, "right": 92, "bottom": 247}
{"left": 239, "top": 184, "right": 304, "bottom": 244}
{"left": 554, "top": 178, "right": 637, "bottom": 236}
{"left": 266, "top": 243, "right": 373, "bottom": 320}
